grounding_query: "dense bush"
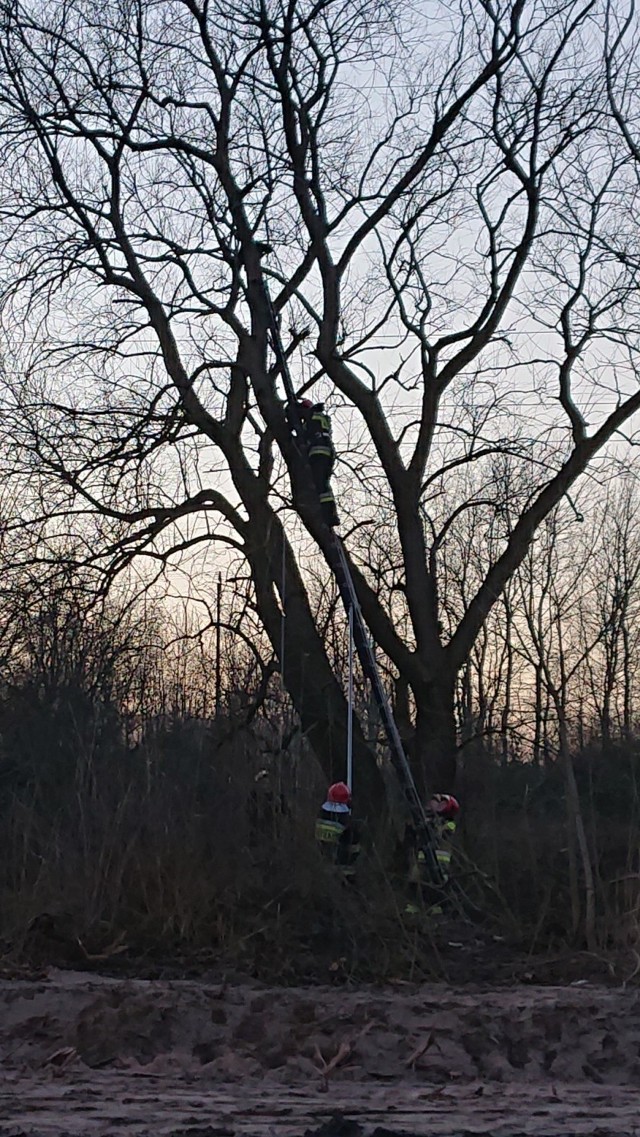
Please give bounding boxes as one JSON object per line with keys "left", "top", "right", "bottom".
{"left": 0, "top": 580, "right": 638, "bottom": 979}
{"left": 0, "top": 667, "right": 639, "bottom": 978}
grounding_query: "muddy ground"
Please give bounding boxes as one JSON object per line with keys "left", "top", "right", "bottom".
{"left": 1, "top": 971, "right": 639, "bottom": 1136}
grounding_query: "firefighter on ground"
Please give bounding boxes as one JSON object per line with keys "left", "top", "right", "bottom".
{"left": 315, "top": 781, "right": 360, "bottom": 879}
{"left": 286, "top": 398, "right": 340, "bottom": 527}
{"left": 405, "top": 793, "right": 460, "bottom": 915}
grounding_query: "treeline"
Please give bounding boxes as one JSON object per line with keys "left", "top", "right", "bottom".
{"left": 0, "top": 502, "right": 639, "bottom": 973}
{"left": 0, "top": 575, "right": 323, "bottom": 971}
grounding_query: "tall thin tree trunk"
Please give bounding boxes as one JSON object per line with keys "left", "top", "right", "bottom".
{"left": 533, "top": 666, "right": 543, "bottom": 765}
{"left": 501, "top": 597, "right": 514, "bottom": 766}
{"left": 622, "top": 621, "right": 632, "bottom": 738}
{"left": 557, "top": 705, "right": 596, "bottom": 951}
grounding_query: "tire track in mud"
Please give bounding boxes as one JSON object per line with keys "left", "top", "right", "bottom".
{"left": 1, "top": 1079, "right": 639, "bottom": 1136}
{"left": 0, "top": 972, "right": 639, "bottom": 1136}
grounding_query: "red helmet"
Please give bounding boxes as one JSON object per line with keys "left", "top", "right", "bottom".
{"left": 298, "top": 398, "right": 313, "bottom": 409}
{"left": 327, "top": 781, "right": 352, "bottom": 805}
{"left": 429, "top": 793, "right": 460, "bottom": 820}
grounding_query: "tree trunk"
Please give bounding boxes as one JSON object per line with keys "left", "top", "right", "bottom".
{"left": 557, "top": 706, "right": 597, "bottom": 951}
{"left": 533, "top": 666, "right": 543, "bottom": 765}
{"left": 413, "top": 676, "right": 458, "bottom": 793}
{"left": 501, "top": 596, "right": 514, "bottom": 766}
{"left": 622, "top": 621, "right": 632, "bottom": 739}
{"left": 393, "top": 673, "right": 413, "bottom": 750}
{"left": 458, "top": 662, "right": 474, "bottom": 747}
{"left": 281, "top": 603, "right": 385, "bottom": 811}
{"left": 244, "top": 504, "right": 388, "bottom": 816}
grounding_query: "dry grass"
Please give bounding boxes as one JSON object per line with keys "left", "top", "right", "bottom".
{"left": 1, "top": 694, "right": 639, "bottom": 977}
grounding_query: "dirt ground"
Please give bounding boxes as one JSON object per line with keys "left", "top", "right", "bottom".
{"left": 1, "top": 970, "right": 639, "bottom": 1137}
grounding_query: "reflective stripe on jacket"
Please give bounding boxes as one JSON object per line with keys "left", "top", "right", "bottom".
{"left": 307, "top": 408, "right": 334, "bottom": 459}
{"left": 315, "top": 818, "right": 344, "bottom": 845}
{"left": 409, "top": 819, "right": 456, "bottom": 885}
{"left": 316, "top": 812, "right": 360, "bottom": 876}
{"left": 435, "top": 819, "right": 456, "bottom": 881}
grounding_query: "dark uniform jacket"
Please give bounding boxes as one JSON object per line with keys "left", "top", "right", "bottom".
{"left": 304, "top": 404, "right": 335, "bottom": 462}
{"left": 405, "top": 818, "right": 457, "bottom": 887}
{"left": 315, "top": 808, "right": 361, "bottom": 878}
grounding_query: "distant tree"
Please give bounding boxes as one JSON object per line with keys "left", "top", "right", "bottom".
{"left": 568, "top": 479, "right": 640, "bottom": 744}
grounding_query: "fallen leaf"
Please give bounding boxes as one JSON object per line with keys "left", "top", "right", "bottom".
{"left": 421, "top": 1085, "right": 448, "bottom": 1101}
{"left": 76, "top": 930, "right": 128, "bottom": 962}
{"left": 405, "top": 1032, "right": 434, "bottom": 1069}
{"left": 312, "top": 1021, "right": 374, "bottom": 1083}
{"left": 43, "top": 1047, "right": 78, "bottom": 1070}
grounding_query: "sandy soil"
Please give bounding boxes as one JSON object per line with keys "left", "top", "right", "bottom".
{"left": 1, "top": 970, "right": 639, "bottom": 1136}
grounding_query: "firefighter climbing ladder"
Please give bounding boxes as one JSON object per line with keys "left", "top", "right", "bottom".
{"left": 264, "top": 284, "right": 444, "bottom": 886}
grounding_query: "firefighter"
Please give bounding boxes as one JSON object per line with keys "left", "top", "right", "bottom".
{"left": 428, "top": 793, "right": 460, "bottom": 884}
{"left": 405, "top": 793, "right": 460, "bottom": 915}
{"left": 287, "top": 398, "right": 340, "bottom": 527}
{"left": 315, "top": 781, "right": 360, "bottom": 879}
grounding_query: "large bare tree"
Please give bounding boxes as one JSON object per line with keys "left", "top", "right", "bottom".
{"left": 0, "top": 0, "right": 639, "bottom": 801}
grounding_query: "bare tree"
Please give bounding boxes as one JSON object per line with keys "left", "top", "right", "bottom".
{"left": 567, "top": 477, "right": 640, "bottom": 744}
{"left": 0, "top": 0, "right": 639, "bottom": 802}
{"left": 512, "top": 507, "right": 599, "bottom": 942}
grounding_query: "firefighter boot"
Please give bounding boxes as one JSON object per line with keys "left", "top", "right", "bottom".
{"left": 322, "top": 498, "right": 340, "bottom": 527}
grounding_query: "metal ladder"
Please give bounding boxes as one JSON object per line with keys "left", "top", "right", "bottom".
{"left": 326, "top": 533, "right": 444, "bottom": 883}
